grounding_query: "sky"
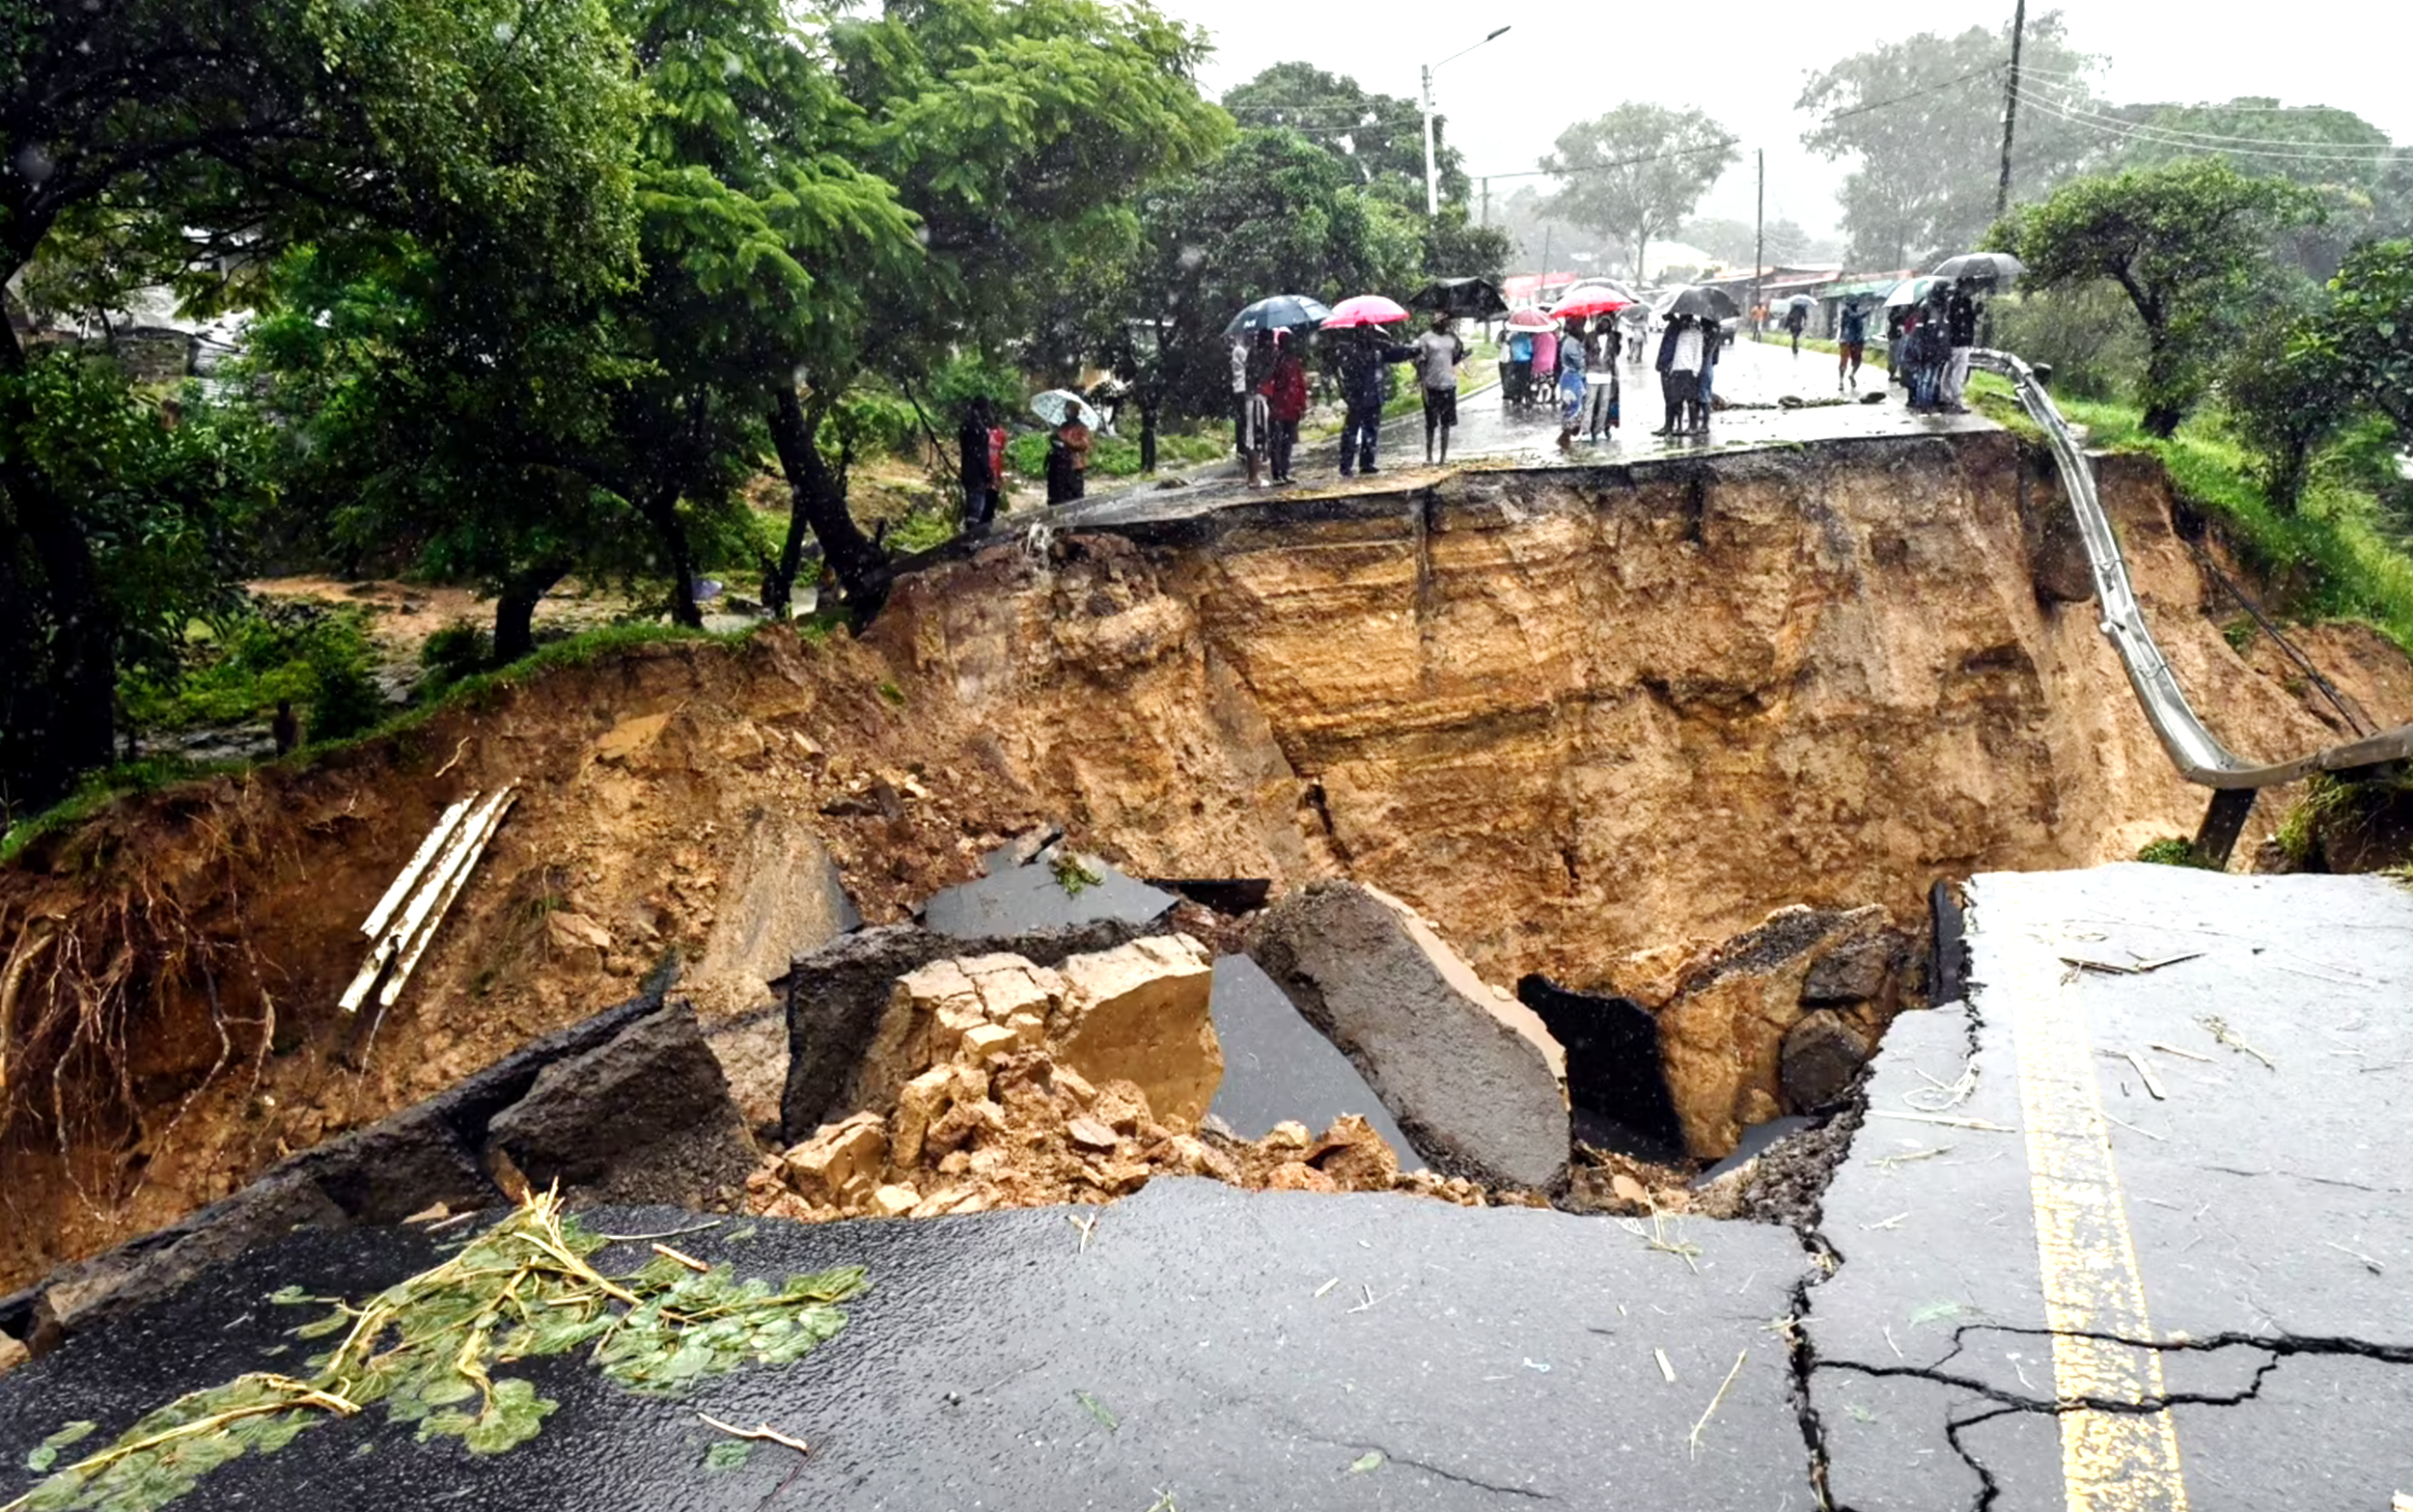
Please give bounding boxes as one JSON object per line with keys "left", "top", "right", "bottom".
{"left": 1155, "top": 0, "right": 2411, "bottom": 253}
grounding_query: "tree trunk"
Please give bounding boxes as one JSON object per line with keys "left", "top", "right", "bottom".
{"left": 765, "top": 385, "right": 889, "bottom": 619}
{"left": 0, "top": 313, "right": 117, "bottom": 811}
{"left": 1140, "top": 399, "right": 1159, "bottom": 474}
{"left": 493, "top": 558, "right": 570, "bottom": 662}
{"left": 1634, "top": 225, "right": 1650, "bottom": 284}
{"left": 634, "top": 478, "right": 703, "bottom": 629}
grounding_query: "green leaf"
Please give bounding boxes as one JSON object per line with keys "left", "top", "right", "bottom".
{"left": 25, "top": 1420, "right": 98, "bottom": 1471}
{"left": 1347, "top": 1451, "right": 1383, "bottom": 1474}
{"left": 704, "top": 1439, "right": 754, "bottom": 1471}
{"left": 1075, "top": 1390, "right": 1119, "bottom": 1432}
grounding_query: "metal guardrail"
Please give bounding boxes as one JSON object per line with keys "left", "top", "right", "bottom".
{"left": 1974, "top": 349, "right": 2413, "bottom": 794}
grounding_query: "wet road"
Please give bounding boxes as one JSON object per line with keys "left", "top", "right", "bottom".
{"left": 1055, "top": 337, "right": 1992, "bottom": 530}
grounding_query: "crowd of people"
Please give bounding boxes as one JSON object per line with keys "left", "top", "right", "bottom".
{"left": 962, "top": 272, "right": 1993, "bottom": 524}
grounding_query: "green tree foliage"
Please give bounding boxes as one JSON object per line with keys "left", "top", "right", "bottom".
{"left": 0, "top": 0, "right": 644, "bottom": 810}
{"left": 1998, "top": 158, "right": 2317, "bottom": 436}
{"left": 1540, "top": 105, "right": 1738, "bottom": 282}
{"left": 2299, "top": 238, "right": 2413, "bottom": 436}
{"left": 1221, "top": 63, "right": 1460, "bottom": 205}
{"left": 1082, "top": 126, "right": 1428, "bottom": 460}
{"left": 1678, "top": 216, "right": 1834, "bottom": 269}
{"left": 1799, "top": 14, "right": 2099, "bottom": 269}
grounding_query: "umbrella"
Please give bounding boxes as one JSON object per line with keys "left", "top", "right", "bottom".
{"left": 1030, "top": 389, "right": 1101, "bottom": 428}
{"left": 1505, "top": 308, "right": 1557, "bottom": 332}
{"left": 1410, "top": 277, "right": 1509, "bottom": 318}
{"left": 1320, "top": 293, "right": 1412, "bottom": 329}
{"left": 1930, "top": 251, "right": 2026, "bottom": 289}
{"left": 1224, "top": 293, "right": 1331, "bottom": 338}
{"left": 1787, "top": 292, "right": 1818, "bottom": 311}
{"left": 1654, "top": 285, "right": 1742, "bottom": 320}
{"left": 1549, "top": 289, "right": 1633, "bottom": 319}
{"left": 1882, "top": 276, "right": 1943, "bottom": 309}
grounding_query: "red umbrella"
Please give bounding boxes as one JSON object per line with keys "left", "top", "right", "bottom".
{"left": 1549, "top": 289, "right": 1633, "bottom": 319}
{"left": 1319, "top": 294, "right": 1411, "bottom": 329}
{"left": 1504, "top": 308, "right": 1557, "bottom": 332}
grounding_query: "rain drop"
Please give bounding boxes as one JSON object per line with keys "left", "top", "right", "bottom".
{"left": 14, "top": 145, "right": 52, "bottom": 185}
{"left": 492, "top": 20, "right": 516, "bottom": 43}
{"left": 1177, "top": 245, "right": 1205, "bottom": 271}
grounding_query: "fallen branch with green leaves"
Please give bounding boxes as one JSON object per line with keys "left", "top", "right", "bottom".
{"left": 5, "top": 1189, "right": 866, "bottom": 1512}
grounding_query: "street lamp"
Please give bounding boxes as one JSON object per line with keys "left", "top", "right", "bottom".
{"left": 1421, "top": 25, "right": 1510, "bottom": 217}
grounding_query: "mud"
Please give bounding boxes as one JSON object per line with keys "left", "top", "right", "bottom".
{"left": 4, "top": 431, "right": 2409, "bottom": 1289}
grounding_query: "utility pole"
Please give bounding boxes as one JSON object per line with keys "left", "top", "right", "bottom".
{"left": 1987, "top": 0, "right": 2027, "bottom": 347}
{"left": 1480, "top": 177, "right": 1489, "bottom": 228}
{"left": 1420, "top": 26, "right": 1511, "bottom": 218}
{"left": 1995, "top": 0, "right": 2027, "bottom": 222}
{"left": 1753, "top": 150, "right": 1764, "bottom": 343}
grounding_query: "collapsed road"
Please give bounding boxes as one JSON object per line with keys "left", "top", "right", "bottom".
{"left": 1, "top": 863, "right": 2404, "bottom": 1509}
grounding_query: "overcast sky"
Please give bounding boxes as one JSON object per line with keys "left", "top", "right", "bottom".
{"left": 1158, "top": 0, "right": 2410, "bottom": 252}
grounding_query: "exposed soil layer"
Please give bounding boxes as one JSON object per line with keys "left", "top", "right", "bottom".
{"left": 4, "top": 431, "right": 2407, "bottom": 1291}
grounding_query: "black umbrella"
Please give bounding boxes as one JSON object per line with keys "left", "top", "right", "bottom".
{"left": 1655, "top": 285, "right": 1742, "bottom": 320}
{"left": 1223, "top": 293, "right": 1332, "bottom": 338}
{"left": 1929, "top": 251, "right": 2026, "bottom": 289}
{"left": 1409, "top": 276, "right": 1510, "bottom": 319}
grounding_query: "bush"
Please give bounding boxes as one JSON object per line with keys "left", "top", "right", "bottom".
{"left": 418, "top": 622, "right": 495, "bottom": 698}
{"left": 1989, "top": 283, "right": 2148, "bottom": 402}
{"left": 2136, "top": 837, "right": 2213, "bottom": 868}
{"left": 121, "top": 597, "right": 381, "bottom": 735}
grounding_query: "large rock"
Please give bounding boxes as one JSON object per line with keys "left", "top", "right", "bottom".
{"left": 1052, "top": 936, "right": 1222, "bottom": 1127}
{"left": 1780, "top": 1016, "right": 1871, "bottom": 1113}
{"left": 776, "top": 917, "right": 1164, "bottom": 1142}
{"left": 1246, "top": 882, "right": 1568, "bottom": 1190}
{"left": 921, "top": 840, "right": 1179, "bottom": 940}
{"left": 1654, "top": 906, "right": 1899, "bottom": 1158}
{"left": 1204, "top": 955, "right": 1418, "bottom": 1163}
{"left": 486, "top": 1001, "right": 758, "bottom": 1206}
{"left": 1516, "top": 975, "right": 1682, "bottom": 1161}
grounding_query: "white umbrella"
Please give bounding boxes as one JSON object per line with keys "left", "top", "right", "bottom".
{"left": 1030, "top": 390, "right": 1101, "bottom": 428}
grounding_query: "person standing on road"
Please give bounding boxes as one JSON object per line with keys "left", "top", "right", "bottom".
{"left": 1045, "top": 410, "right": 1092, "bottom": 504}
{"left": 1506, "top": 325, "right": 1535, "bottom": 407}
{"left": 1837, "top": 299, "right": 1871, "bottom": 389}
{"left": 1581, "top": 317, "right": 1619, "bottom": 442}
{"left": 1412, "top": 314, "right": 1468, "bottom": 465}
{"left": 1942, "top": 286, "right": 1980, "bottom": 413}
{"left": 1783, "top": 299, "right": 1808, "bottom": 354}
{"left": 957, "top": 399, "right": 999, "bottom": 536}
{"left": 1232, "top": 335, "right": 1266, "bottom": 487}
{"left": 1531, "top": 321, "right": 1559, "bottom": 398}
{"left": 1336, "top": 327, "right": 1417, "bottom": 478}
{"left": 1695, "top": 318, "right": 1726, "bottom": 433}
{"left": 1260, "top": 332, "right": 1308, "bottom": 485}
{"left": 1554, "top": 319, "right": 1592, "bottom": 453}
{"left": 1654, "top": 315, "right": 1703, "bottom": 437}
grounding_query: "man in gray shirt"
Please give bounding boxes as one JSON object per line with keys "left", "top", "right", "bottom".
{"left": 1412, "top": 315, "right": 1467, "bottom": 464}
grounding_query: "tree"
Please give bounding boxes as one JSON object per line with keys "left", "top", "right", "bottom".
{"left": 1221, "top": 63, "right": 1461, "bottom": 205}
{"left": 1678, "top": 216, "right": 1830, "bottom": 269}
{"left": 1800, "top": 14, "right": 2099, "bottom": 269}
{"left": 0, "top": 0, "right": 643, "bottom": 811}
{"left": 1998, "top": 158, "right": 2317, "bottom": 436}
{"left": 1080, "top": 126, "right": 1427, "bottom": 466}
{"left": 2297, "top": 238, "right": 2413, "bottom": 437}
{"left": 1540, "top": 105, "right": 1737, "bottom": 282}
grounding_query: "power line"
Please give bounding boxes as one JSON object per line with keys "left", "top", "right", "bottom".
{"left": 2014, "top": 85, "right": 2400, "bottom": 164}
{"left": 1817, "top": 59, "right": 2009, "bottom": 124}
{"left": 2012, "top": 85, "right": 2397, "bottom": 152}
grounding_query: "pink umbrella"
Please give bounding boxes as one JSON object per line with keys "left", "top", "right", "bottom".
{"left": 1549, "top": 289, "right": 1633, "bottom": 320}
{"left": 1505, "top": 308, "right": 1557, "bottom": 332}
{"left": 1319, "top": 294, "right": 1411, "bottom": 329}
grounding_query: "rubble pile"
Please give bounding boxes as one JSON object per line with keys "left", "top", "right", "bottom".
{"left": 746, "top": 935, "right": 1494, "bottom": 1222}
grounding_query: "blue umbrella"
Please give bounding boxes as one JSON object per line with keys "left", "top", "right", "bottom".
{"left": 1223, "top": 293, "right": 1331, "bottom": 338}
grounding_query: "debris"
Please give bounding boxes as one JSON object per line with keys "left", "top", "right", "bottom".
{"left": 1522, "top": 1358, "right": 1552, "bottom": 1373}
{"left": 1900, "top": 1063, "right": 1977, "bottom": 1113}
{"left": 1611, "top": 1173, "right": 1649, "bottom": 1205}
{"left": 1314, "top": 1277, "right": 1341, "bottom": 1299}
{"left": 1860, "top": 1213, "right": 1909, "bottom": 1231}
{"left": 1075, "top": 1390, "right": 1120, "bottom": 1432}
{"left": 2324, "top": 1241, "right": 2384, "bottom": 1276}
{"left": 650, "top": 1243, "right": 710, "bottom": 1274}
{"left": 1687, "top": 1349, "right": 1748, "bottom": 1461}
{"left": 2101, "top": 1112, "right": 2167, "bottom": 1141}
{"left": 1068, "top": 1213, "right": 1098, "bottom": 1252}
{"left": 2059, "top": 951, "right": 2202, "bottom": 976}
{"left": 698, "top": 1413, "right": 812, "bottom": 1459}
{"left": 1872, "top": 1145, "right": 1951, "bottom": 1169}
{"left": 1883, "top": 1327, "right": 1901, "bottom": 1360}
{"left": 1616, "top": 1210, "right": 1703, "bottom": 1274}
{"left": 2199, "top": 1015, "right": 2276, "bottom": 1071}
{"left": 1347, "top": 1452, "right": 1383, "bottom": 1474}
{"left": 2120, "top": 1049, "right": 2167, "bottom": 1100}
{"left": 1654, "top": 1349, "right": 1677, "bottom": 1384}
{"left": 2148, "top": 1041, "right": 2215, "bottom": 1063}
{"left": 1867, "top": 1111, "right": 2016, "bottom": 1133}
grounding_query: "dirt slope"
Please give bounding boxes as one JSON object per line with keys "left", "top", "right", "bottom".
{"left": 2, "top": 430, "right": 2404, "bottom": 1289}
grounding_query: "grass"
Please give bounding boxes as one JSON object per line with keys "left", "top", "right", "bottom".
{"left": 1962, "top": 375, "right": 2413, "bottom": 657}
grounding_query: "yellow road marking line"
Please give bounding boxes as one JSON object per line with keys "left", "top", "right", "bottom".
{"left": 2003, "top": 936, "right": 2191, "bottom": 1512}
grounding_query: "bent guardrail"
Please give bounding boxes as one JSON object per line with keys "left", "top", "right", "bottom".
{"left": 1974, "top": 349, "right": 2413, "bottom": 795}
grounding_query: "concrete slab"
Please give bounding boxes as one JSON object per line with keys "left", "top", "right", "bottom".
{"left": 0, "top": 1181, "right": 1815, "bottom": 1511}
{"left": 921, "top": 844, "right": 1177, "bottom": 940}
{"left": 1205, "top": 955, "right": 1420, "bottom": 1163}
